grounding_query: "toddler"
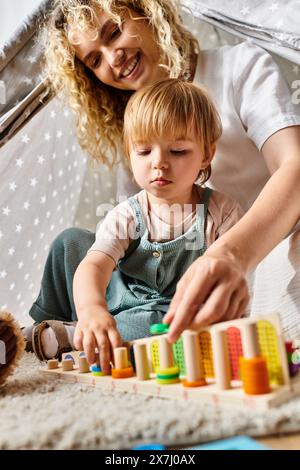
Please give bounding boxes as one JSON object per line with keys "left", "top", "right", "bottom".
{"left": 72, "top": 79, "right": 243, "bottom": 371}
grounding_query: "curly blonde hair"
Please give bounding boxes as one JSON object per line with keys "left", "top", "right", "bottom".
{"left": 42, "top": 0, "right": 199, "bottom": 168}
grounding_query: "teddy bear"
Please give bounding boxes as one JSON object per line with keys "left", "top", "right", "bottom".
{"left": 0, "top": 311, "right": 25, "bottom": 386}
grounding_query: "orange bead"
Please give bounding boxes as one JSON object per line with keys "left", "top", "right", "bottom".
{"left": 240, "top": 357, "right": 271, "bottom": 395}
{"left": 182, "top": 378, "right": 207, "bottom": 388}
{"left": 111, "top": 366, "right": 134, "bottom": 379}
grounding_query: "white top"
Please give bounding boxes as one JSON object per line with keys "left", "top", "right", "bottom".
{"left": 116, "top": 41, "right": 300, "bottom": 211}
{"left": 89, "top": 188, "right": 243, "bottom": 265}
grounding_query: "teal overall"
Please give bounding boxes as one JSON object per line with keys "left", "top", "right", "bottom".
{"left": 106, "top": 187, "right": 212, "bottom": 340}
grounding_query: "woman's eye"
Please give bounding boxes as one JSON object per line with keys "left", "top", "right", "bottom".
{"left": 137, "top": 150, "right": 151, "bottom": 156}
{"left": 90, "top": 55, "right": 101, "bottom": 69}
{"left": 110, "top": 27, "right": 121, "bottom": 40}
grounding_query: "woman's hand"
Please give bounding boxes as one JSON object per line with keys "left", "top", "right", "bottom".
{"left": 74, "top": 306, "right": 122, "bottom": 372}
{"left": 163, "top": 251, "right": 249, "bottom": 343}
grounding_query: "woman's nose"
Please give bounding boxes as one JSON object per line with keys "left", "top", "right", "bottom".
{"left": 104, "top": 47, "right": 125, "bottom": 67}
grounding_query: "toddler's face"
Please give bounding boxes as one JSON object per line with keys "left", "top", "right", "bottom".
{"left": 129, "top": 132, "right": 212, "bottom": 205}
{"left": 69, "top": 8, "right": 169, "bottom": 91}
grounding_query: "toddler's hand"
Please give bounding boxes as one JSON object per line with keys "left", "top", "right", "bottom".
{"left": 74, "top": 306, "right": 122, "bottom": 373}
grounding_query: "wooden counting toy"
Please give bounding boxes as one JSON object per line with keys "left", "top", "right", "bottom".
{"left": 41, "top": 313, "right": 300, "bottom": 411}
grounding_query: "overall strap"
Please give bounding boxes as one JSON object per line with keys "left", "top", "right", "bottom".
{"left": 126, "top": 194, "right": 147, "bottom": 237}
{"left": 195, "top": 187, "right": 213, "bottom": 252}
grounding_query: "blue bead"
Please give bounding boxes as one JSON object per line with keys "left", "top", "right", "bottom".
{"left": 91, "top": 364, "right": 102, "bottom": 372}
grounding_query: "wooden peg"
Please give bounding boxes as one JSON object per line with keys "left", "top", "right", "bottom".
{"left": 182, "top": 330, "right": 206, "bottom": 384}
{"left": 47, "top": 359, "right": 58, "bottom": 370}
{"left": 241, "top": 323, "right": 260, "bottom": 359}
{"left": 159, "top": 336, "right": 174, "bottom": 369}
{"left": 133, "top": 343, "right": 150, "bottom": 380}
{"left": 62, "top": 358, "right": 73, "bottom": 371}
{"left": 212, "top": 329, "right": 231, "bottom": 390}
{"left": 114, "top": 347, "right": 128, "bottom": 370}
{"left": 79, "top": 356, "right": 90, "bottom": 373}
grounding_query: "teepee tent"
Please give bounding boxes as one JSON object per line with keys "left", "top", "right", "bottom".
{"left": 0, "top": 0, "right": 300, "bottom": 335}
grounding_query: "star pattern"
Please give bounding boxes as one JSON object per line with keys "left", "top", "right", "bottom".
{"left": 0, "top": 96, "right": 117, "bottom": 326}
{"left": 183, "top": 0, "right": 300, "bottom": 38}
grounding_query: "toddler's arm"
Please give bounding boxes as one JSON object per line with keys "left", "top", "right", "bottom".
{"left": 73, "top": 251, "right": 122, "bottom": 372}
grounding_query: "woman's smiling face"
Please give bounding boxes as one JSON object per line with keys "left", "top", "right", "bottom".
{"left": 70, "top": 9, "right": 169, "bottom": 90}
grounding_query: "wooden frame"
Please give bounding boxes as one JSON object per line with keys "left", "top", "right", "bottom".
{"left": 41, "top": 313, "right": 300, "bottom": 411}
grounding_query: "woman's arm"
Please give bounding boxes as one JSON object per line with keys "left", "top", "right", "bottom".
{"left": 213, "top": 126, "right": 300, "bottom": 271}
{"left": 73, "top": 251, "right": 122, "bottom": 369}
{"left": 164, "top": 126, "right": 300, "bottom": 342}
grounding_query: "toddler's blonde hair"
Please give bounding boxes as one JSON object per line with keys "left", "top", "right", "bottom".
{"left": 123, "top": 79, "right": 222, "bottom": 184}
{"left": 42, "top": 0, "right": 199, "bottom": 167}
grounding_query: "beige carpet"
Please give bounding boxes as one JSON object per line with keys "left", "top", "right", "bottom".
{"left": 1, "top": 353, "right": 300, "bottom": 450}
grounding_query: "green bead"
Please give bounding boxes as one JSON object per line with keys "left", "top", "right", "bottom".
{"left": 157, "top": 372, "right": 180, "bottom": 380}
{"left": 156, "top": 377, "right": 180, "bottom": 385}
{"left": 150, "top": 323, "right": 169, "bottom": 335}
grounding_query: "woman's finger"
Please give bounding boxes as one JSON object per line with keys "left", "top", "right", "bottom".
{"left": 167, "top": 275, "right": 216, "bottom": 342}
{"left": 221, "top": 289, "right": 244, "bottom": 322}
{"left": 163, "top": 279, "right": 186, "bottom": 325}
{"left": 189, "top": 282, "right": 232, "bottom": 329}
{"left": 189, "top": 284, "right": 249, "bottom": 330}
{"left": 228, "top": 287, "right": 250, "bottom": 320}
{"left": 165, "top": 258, "right": 215, "bottom": 328}
{"left": 235, "top": 290, "right": 250, "bottom": 319}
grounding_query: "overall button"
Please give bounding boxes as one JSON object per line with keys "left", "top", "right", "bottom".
{"left": 153, "top": 251, "right": 161, "bottom": 258}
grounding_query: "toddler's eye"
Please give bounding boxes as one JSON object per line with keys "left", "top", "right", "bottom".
{"left": 137, "top": 150, "right": 151, "bottom": 156}
{"left": 171, "top": 150, "right": 187, "bottom": 155}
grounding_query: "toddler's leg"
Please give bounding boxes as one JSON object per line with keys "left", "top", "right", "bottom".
{"left": 29, "top": 227, "right": 95, "bottom": 323}
{"left": 25, "top": 227, "right": 95, "bottom": 359}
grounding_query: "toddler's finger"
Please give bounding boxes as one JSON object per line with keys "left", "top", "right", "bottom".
{"left": 73, "top": 328, "right": 83, "bottom": 351}
{"left": 94, "top": 331, "right": 111, "bottom": 373}
{"left": 83, "top": 332, "right": 96, "bottom": 365}
{"left": 108, "top": 328, "right": 123, "bottom": 350}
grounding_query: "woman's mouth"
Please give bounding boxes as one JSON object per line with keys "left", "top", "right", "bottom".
{"left": 120, "top": 52, "right": 142, "bottom": 80}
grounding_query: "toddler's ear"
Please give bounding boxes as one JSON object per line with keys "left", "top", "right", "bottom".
{"left": 210, "top": 143, "right": 216, "bottom": 158}
{"left": 202, "top": 144, "right": 216, "bottom": 168}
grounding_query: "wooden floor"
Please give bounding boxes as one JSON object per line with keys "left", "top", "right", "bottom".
{"left": 258, "top": 432, "right": 300, "bottom": 450}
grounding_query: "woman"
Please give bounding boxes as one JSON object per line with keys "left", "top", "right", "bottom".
{"left": 26, "top": 0, "right": 300, "bottom": 357}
